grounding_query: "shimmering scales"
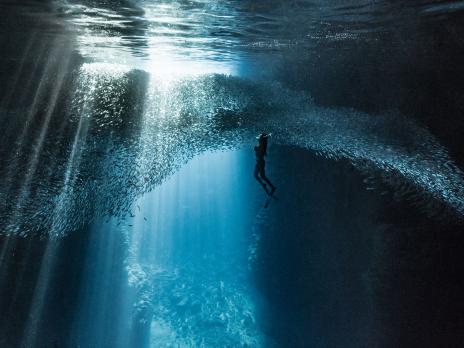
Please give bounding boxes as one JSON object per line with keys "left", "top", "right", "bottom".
{"left": 1, "top": 63, "right": 463, "bottom": 236}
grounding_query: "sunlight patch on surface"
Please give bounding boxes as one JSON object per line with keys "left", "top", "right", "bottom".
{"left": 67, "top": 0, "right": 238, "bottom": 77}
{"left": 145, "top": 56, "right": 236, "bottom": 78}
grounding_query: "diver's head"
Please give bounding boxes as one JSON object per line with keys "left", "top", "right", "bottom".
{"left": 256, "top": 133, "right": 269, "bottom": 142}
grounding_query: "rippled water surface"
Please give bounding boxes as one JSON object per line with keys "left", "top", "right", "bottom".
{"left": 4, "top": 0, "right": 464, "bottom": 68}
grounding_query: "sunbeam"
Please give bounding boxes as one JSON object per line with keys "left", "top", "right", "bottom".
{"left": 0, "top": 31, "right": 37, "bottom": 112}
{"left": 21, "top": 240, "right": 60, "bottom": 348}
{"left": 8, "top": 46, "right": 74, "bottom": 231}
{"left": 2, "top": 40, "right": 58, "bottom": 195}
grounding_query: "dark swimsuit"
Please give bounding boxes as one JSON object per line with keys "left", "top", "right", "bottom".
{"left": 254, "top": 146, "right": 266, "bottom": 177}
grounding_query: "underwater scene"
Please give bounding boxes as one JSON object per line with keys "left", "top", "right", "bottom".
{"left": 1, "top": 0, "right": 464, "bottom": 347}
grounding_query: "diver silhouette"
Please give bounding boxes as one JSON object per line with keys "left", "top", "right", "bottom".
{"left": 254, "top": 133, "right": 276, "bottom": 195}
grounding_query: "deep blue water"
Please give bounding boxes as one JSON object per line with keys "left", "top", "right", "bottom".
{"left": 1, "top": 0, "right": 464, "bottom": 347}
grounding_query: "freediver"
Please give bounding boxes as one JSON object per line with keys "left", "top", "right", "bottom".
{"left": 254, "top": 133, "right": 276, "bottom": 195}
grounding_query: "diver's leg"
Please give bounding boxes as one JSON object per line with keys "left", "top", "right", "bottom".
{"left": 259, "top": 165, "right": 276, "bottom": 194}
{"left": 254, "top": 164, "right": 269, "bottom": 194}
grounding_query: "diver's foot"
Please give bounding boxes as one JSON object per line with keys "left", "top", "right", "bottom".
{"left": 262, "top": 184, "right": 270, "bottom": 195}
{"left": 269, "top": 186, "right": 276, "bottom": 195}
